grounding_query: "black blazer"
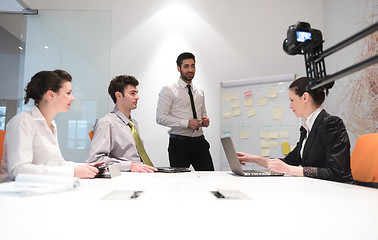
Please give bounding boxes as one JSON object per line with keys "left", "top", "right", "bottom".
{"left": 283, "top": 109, "right": 354, "bottom": 183}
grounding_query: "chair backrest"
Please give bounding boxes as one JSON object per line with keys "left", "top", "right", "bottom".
{"left": 88, "top": 130, "right": 94, "bottom": 141}
{"left": 351, "top": 133, "right": 378, "bottom": 183}
{"left": 0, "top": 130, "right": 5, "bottom": 167}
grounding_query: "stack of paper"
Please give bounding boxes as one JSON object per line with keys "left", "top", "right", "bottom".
{"left": 0, "top": 174, "right": 80, "bottom": 196}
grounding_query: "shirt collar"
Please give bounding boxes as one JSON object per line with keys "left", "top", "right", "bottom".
{"left": 178, "top": 78, "right": 192, "bottom": 88}
{"left": 30, "top": 105, "right": 56, "bottom": 127}
{"left": 112, "top": 107, "right": 132, "bottom": 123}
{"left": 301, "top": 106, "right": 323, "bottom": 132}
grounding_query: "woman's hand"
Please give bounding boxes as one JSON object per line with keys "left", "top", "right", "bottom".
{"left": 267, "top": 159, "right": 303, "bottom": 176}
{"left": 266, "top": 158, "right": 288, "bottom": 173}
{"left": 74, "top": 164, "right": 100, "bottom": 179}
{"left": 236, "top": 152, "right": 256, "bottom": 165}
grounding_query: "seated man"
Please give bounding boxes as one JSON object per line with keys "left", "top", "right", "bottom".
{"left": 86, "top": 75, "right": 157, "bottom": 173}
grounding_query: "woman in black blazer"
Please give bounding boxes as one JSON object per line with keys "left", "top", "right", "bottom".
{"left": 237, "top": 77, "right": 354, "bottom": 183}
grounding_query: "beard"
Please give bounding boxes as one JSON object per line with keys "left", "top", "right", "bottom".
{"left": 180, "top": 70, "right": 194, "bottom": 82}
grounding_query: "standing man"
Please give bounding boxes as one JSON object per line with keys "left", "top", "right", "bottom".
{"left": 156, "top": 52, "right": 214, "bottom": 171}
{"left": 87, "top": 75, "right": 157, "bottom": 173}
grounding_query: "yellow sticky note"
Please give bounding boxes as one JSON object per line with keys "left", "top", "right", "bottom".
{"left": 282, "top": 142, "right": 290, "bottom": 155}
{"left": 280, "top": 130, "right": 290, "bottom": 139}
{"left": 268, "top": 87, "right": 277, "bottom": 97}
{"left": 261, "top": 148, "right": 270, "bottom": 157}
{"left": 230, "top": 92, "right": 239, "bottom": 100}
{"left": 231, "top": 99, "right": 240, "bottom": 108}
{"left": 258, "top": 97, "right": 267, "bottom": 106}
{"left": 260, "top": 130, "right": 269, "bottom": 139}
{"left": 273, "top": 106, "right": 283, "bottom": 120}
{"left": 232, "top": 108, "right": 241, "bottom": 117}
{"left": 222, "top": 93, "right": 231, "bottom": 102}
{"left": 244, "top": 96, "right": 253, "bottom": 106}
{"left": 268, "top": 131, "right": 278, "bottom": 139}
{"left": 223, "top": 111, "right": 232, "bottom": 119}
{"left": 260, "top": 140, "right": 269, "bottom": 148}
{"left": 240, "top": 130, "right": 249, "bottom": 139}
{"left": 246, "top": 108, "right": 256, "bottom": 117}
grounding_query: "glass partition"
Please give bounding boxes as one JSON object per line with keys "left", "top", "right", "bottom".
{"left": 0, "top": 13, "right": 26, "bottom": 130}
{"left": 0, "top": 10, "right": 111, "bottom": 163}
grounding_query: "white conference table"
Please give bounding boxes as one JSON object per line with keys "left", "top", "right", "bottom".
{"left": 1, "top": 171, "right": 378, "bottom": 240}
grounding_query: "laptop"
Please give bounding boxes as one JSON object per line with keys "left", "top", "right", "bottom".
{"left": 221, "top": 137, "right": 284, "bottom": 177}
{"left": 156, "top": 167, "right": 191, "bottom": 173}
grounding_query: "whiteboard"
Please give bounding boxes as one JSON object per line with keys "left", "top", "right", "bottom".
{"left": 220, "top": 74, "right": 301, "bottom": 171}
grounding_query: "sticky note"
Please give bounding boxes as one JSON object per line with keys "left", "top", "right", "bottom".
{"left": 223, "top": 111, "right": 232, "bottom": 119}
{"left": 261, "top": 148, "right": 270, "bottom": 157}
{"left": 222, "top": 93, "right": 231, "bottom": 102}
{"left": 258, "top": 97, "right": 267, "bottom": 106}
{"left": 240, "top": 130, "right": 249, "bottom": 139}
{"left": 268, "top": 131, "right": 278, "bottom": 139}
{"left": 244, "top": 96, "right": 253, "bottom": 106}
{"left": 230, "top": 92, "right": 239, "bottom": 100}
{"left": 232, "top": 108, "right": 241, "bottom": 117}
{"left": 244, "top": 90, "right": 252, "bottom": 96}
{"left": 246, "top": 108, "right": 256, "bottom": 117}
{"left": 280, "top": 130, "right": 290, "bottom": 139}
{"left": 273, "top": 106, "right": 283, "bottom": 120}
{"left": 260, "top": 140, "right": 269, "bottom": 148}
{"left": 282, "top": 142, "right": 290, "bottom": 155}
{"left": 268, "top": 87, "right": 277, "bottom": 97}
{"left": 231, "top": 99, "right": 240, "bottom": 108}
{"left": 260, "top": 130, "right": 269, "bottom": 139}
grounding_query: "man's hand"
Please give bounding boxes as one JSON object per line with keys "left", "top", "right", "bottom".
{"left": 74, "top": 164, "right": 99, "bottom": 179}
{"left": 188, "top": 119, "right": 202, "bottom": 130}
{"left": 130, "top": 162, "right": 157, "bottom": 173}
{"left": 201, "top": 117, "right": 210, "bottom": 127}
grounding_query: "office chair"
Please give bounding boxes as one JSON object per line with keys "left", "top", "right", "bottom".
{"left": 0, "top": 130, "right": 5, "bottom": 166}
{"left": 351, "top": 133, "right": 378, "bottom": 188}
{"left": 88, "top": 130, "right": 94, "bottom": 141}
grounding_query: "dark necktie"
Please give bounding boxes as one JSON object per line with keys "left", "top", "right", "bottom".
{"left": 187, "top": 84, "right": 197, "bottom": 119}
{"left": 299, "top": 126, "right": 307, "bottom": 159}
{"left": 128, "top": 120, "right": 154, "bottom": 167}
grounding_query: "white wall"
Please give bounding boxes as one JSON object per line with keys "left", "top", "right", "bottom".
{"left": 24, "top": 0, "right": 324, "bottom": 169}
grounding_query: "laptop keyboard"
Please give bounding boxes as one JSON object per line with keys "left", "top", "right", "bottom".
{"left": 244, "top": 170, "right": 264, "bottom": 173}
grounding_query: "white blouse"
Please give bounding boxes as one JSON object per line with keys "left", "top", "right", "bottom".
{"left": 0, "top": 106, "right": 75, "bottom": 182}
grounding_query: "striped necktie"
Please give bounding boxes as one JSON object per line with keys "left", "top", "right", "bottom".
{"left": 128, "top": 120, "right": 154, "bottom": 167}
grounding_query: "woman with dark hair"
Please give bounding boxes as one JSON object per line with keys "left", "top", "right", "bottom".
{"left": 237, "top": 77, "right": 354, "bottom": 183}
{"left": 0, "top": 70, "right": 102, "bottom": 182}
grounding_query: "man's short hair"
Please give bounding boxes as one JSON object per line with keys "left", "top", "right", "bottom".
{"left": 108, "top": 75, "right": 139, "bottom": 104}
{"left": 176, "top": 52, "right": 195, "bottom": 67}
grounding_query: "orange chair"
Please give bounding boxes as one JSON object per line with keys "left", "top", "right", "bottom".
{"left": 351, "top": 133, "right": 378, "bottom": 187}
{"left": 0, "top": 130, "right": 5, "bottom": 167}
{"left": 88, "top": 130, "right": 94, "bottom": 141}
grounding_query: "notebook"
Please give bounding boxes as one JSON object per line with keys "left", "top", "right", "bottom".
{"left": 221, "top": 137, "right": 284, "bottom": 177}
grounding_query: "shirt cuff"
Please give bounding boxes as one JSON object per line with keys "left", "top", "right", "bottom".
{"left": 180, "top": 119, "right": 189, "bottom": 128}
{"left": 115, "top": 161, "right": 132, "bottom": 172}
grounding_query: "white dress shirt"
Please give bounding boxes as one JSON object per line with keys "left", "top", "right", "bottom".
{"left": 300, "top": 106, "right": 324, "bottom": 158}
{"left": 0, "top": 106, "right": 75, "bottom": 182}
{"left": 86, "top": 108, "right": 143, "bottom": 171}
{"left": 156, "top": 78, "right": 208, "bottom": 137}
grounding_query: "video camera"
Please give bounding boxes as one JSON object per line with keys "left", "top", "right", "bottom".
{"left": 283, "top": 21, "right": 323, "bottom": 55}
